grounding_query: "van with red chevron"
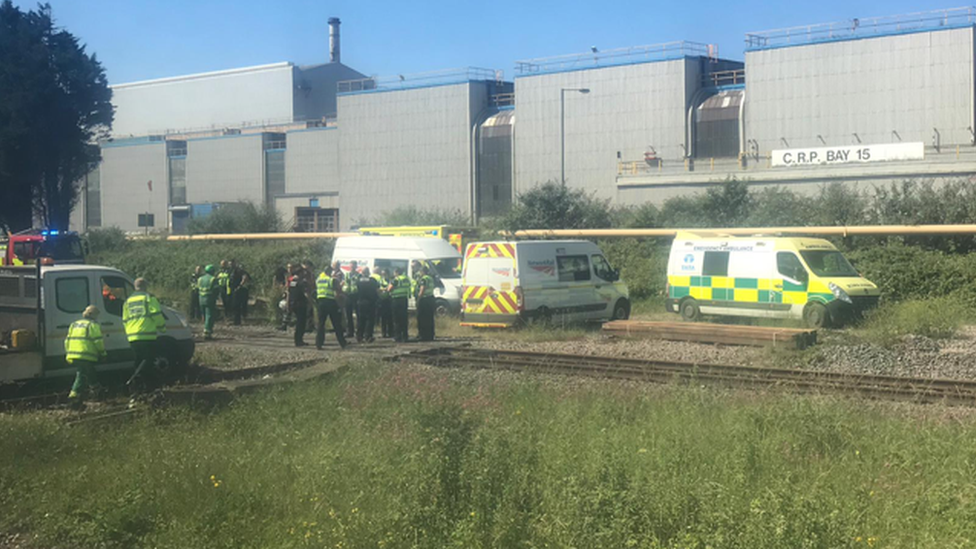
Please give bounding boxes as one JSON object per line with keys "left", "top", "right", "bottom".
{"left": 460, "top": 240, "right": 630, "bottom": 327}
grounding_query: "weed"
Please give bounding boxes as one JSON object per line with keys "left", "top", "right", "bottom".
{"left": 856, "top": 297, "right": 968, "bottom": 346}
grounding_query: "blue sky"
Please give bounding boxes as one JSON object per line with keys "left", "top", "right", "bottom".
{"left": 19, "top": 0, "right": 972, "bottom": 84}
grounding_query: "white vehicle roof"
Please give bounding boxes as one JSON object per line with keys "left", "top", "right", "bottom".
{"left": 477, "top": 239, "right": 601, "bottom": 250}
{"left": 334, "top": 236, "right": 461, "bottom": 258}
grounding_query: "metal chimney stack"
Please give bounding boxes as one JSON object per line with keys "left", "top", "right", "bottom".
{"left": 328, "top": 17, "right": 341, "bottom": 63}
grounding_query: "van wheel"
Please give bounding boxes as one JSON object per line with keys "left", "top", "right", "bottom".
{"left": 612, "top": 299, "right": 631, "bottom": 320}
{"left": 679, "top": 298, "right": 700, "bottom": 322}
{"left": 803, "top": 302, "right": 831, "bottom": 329}
{"left": 434, "top": 299, "right": 451, "bottom": 318}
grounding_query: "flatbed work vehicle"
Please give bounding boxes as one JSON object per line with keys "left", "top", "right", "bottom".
{"left": 0, "top": 264, "right": 194, "bottom": 383}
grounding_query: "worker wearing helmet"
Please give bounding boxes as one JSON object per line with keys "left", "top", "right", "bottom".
{"left": 197, "top": 264, "right": 219, "bottom": 340}
{"left": 123, "top": 278, "right": 167, "bottom": 399}
{"left": 65, "top": 305, "right": 107, "bottom": 407}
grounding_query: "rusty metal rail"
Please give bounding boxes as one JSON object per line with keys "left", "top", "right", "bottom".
{"left": 603, "top": 320, "right": 817, "bottom": 349}
{"left": 399, "top": 347, "right": 976, "bottom": 406}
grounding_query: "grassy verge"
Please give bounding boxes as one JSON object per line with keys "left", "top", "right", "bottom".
{"left": 3, "top": 361, "right": 976, "bottom": 548}
{"left": 853, "top": 297, "right": 970, "bottom": 346}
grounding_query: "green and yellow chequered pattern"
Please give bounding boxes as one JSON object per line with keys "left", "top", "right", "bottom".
{"left": 668, "top": 275, "right": 833, "bottom": 306}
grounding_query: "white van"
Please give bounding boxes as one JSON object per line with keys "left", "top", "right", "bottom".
{"left": 665, "top": 232, "right": 880, "bottom": 327}
{"left": 460, "top": 240, "right": 630, "bottom": 327}
{"left": 331, "top": 236, "right": 463, "bottom": 315}
{"left": 0, "top": 264, "right": 195, "bottom": 382}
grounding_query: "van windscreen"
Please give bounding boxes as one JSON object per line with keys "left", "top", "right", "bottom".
{"left": 800, "top": 251, "right": 859, "bottom": 277}
{"left": 430, "top": 258, "right": 461, "bottom": 279}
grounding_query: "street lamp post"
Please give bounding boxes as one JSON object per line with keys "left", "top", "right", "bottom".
{"left": 560, "top": 87, "right": 590, "bottom": 185}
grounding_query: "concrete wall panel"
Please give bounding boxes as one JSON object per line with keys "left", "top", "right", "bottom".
{"left": 185, "top": 135, "right": 264, "bottom": 204}
{"left": 285, "top": 128, "right": 340, "bottom": 195}
{"left": 514, "top": 58, "right": 704, "bottom": 201}
{"left": 99, "top": 142, "right": 168, "bottom": 232}
{"left": 111, "top": 64, "right": 295, "bottom": 137}
{"left": 744, "top": 27, "right": 975, "bottom": 153}
{"left": 337, "top": 82, "right": 490, "bottom": 228}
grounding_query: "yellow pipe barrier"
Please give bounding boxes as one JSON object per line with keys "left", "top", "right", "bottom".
{"left": 505, "top": 224, "right": 976, "bottom": 239}
{"left": 166, "top": 232, "right": 356, "bottom": 241}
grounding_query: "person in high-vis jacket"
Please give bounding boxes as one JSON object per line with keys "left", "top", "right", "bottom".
{"left": 415, "top": 266, "right": 436, "bottom": 342}
{"left": 65, "top": 305, "right": 107, "bottom": 406}
{"left": 374, "top": 269, "right": 393, "bottom": 338}
{"left": 315, "top": 266, "right": 347, "bottom": 350}
{"left": 389, "top": 267, "right": 411, "bottom": 342}
{"left": 343, "top": 261, "right": 361, "bottom": 339}
{"left": 197, "top": 264, "right": 218, "bottom": 340}
{"left": 216, "top": 260, "right": 231, "bottom": 320}
{"left": 123, "top": 278, "right": 167, "bottom": 397}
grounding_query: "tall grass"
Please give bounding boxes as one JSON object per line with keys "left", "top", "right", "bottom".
{"left": 3, "top": 362, "right": 976, "bottom": 547}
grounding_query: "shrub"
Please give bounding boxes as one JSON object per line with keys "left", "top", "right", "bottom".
{"left": 493, "top": 181, "right": 612, "bottom": 233}
{"left": 186, "top": 202, "right": 282, "bottom": 235}
{"left": 859, "top": 297, "right": 967, "bottom": 345}
{"left": 374, "top": 205, "right": 470, "bottom": 227}
{"left": 86, "top": 227, "right": 128, "bottom": 255}
{"left": 599, "top": 238, "right": 669, "bottom": 300}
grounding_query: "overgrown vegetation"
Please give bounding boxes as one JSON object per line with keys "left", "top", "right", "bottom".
{"left": 89, "top": 238, "right": 333, "bottom": 309}
{"left": 187, "top": 202, "right": 283, "bottom": 235}
{"left": 369, "top": 205, "right": 471, "bottom": 227}
{"left": 3, "top": 363, "right": 975, "bottom": 548}
{"left": 857, "top": 297, "right": 969, "bottom": 345}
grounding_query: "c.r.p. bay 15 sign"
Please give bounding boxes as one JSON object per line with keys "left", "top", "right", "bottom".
{"left": 771, "top": 142, "right": 924, "bottom": 168}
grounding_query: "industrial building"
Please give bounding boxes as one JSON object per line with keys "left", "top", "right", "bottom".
{"left": 71, "top": 7, "right": 976, "bottom": 233}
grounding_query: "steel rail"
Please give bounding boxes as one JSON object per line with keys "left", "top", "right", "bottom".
{"left": 400, "top": 348, "right": 976, "bottom": 405}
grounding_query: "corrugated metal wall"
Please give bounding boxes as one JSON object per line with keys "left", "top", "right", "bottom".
{"left": 337, "top": 82, "right": 488, "bottom": 228}
{"left": 111, "top": 64, "right": 295, "bottom": 137}
{"left": 99, "top": 142, "right": 168, "bottom": 231}
{"left": 745, "top": 27, "right": 976, "bottom": 152}
{"left": 285, "top": 128, "right": 340, "bottom": 194}
{"left": 185, "top": 135, "right": 264, "bottom": 204}
{"left": 513, "top": 58, "right": 700, "bottom": 200}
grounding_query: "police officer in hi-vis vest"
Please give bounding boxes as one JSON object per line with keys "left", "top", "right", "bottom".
{"left": 123, "top": 278, "right": 167, "bottom": 399}
{"left": 315, "top": 265, "right": 348, "bottom": 350}
{"left": 388, "top": 267, "right": 411, "bottom": 342}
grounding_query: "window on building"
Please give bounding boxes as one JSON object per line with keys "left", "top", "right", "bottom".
{"left": 557, "top": 255, "right": 591, "bottom": 282}
{"left": 702, "top": 251, "right": 730, "bottom": 277}
{"left": 169, "top": 157, "right": 187, "bottom": 206}
{"left": 265, "top": 150, "right": 286, "bottom": 202}
{"left": 295, "top": 208, "right": 338, "bottom": 233}
{"left": 85, "top": 168, "right": 101, "bottom": 228}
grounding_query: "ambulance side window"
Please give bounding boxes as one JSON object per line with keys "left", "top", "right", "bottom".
{"left": 777, "top": 253, "right": 807, "bottom": 282}
{"left": 702, "top": 252, "right": 729, "bottom": 277}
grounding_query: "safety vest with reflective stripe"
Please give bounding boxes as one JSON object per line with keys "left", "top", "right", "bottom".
{"left": 391, "top": 275, "right": 411, "bottom": 299}
{"left": 343, "top": 271, "right": 360, "bottom": 294}
{"left": 372, "top": 274, "right": 391, "bottom": 299}
{"left": 216, "top": 271, "right": 230, "bottom": 295}
{"left": 417, "top": 275, "right": 435, "bottom": 298}
{"left": 64, "top": 319, "right": 106, "bottom": 363}
{"left": 316, "top": 272, "right": 337, "bottom": 300}
{"left": 123, "top": 292, "right": 167, "bottom": 342}
{"left": 197, "top": 274, "right": 216, "bottom": 303}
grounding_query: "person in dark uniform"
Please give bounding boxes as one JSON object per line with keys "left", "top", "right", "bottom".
{"left": 315, "top": 266, "right": 347, "bottom": 350}
{"left": 389, "top": 267, "right": 411, "bottom": 342}
{"left": 189, "top": 266, "right": 203, "bottom": 321}
{"left": 416, "top": 265, "right": 436, "bottom": 342}
{"left": 227, "top": 260, "right": 251, "bottom": 326}
{"left": 343, "top": 261, "right": 361, "bottom": 339}
{"left": 356, "top": 267, "right": 379, "bottom": 343}
{"left": 287, "top": 263, "right": 309, "bottom": 347}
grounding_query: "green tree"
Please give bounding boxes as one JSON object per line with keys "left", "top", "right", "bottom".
{"left": 0, "top": 1, "right": 113, "bottom": 231}
{"left": 377, "top": 205, "right": 470, "bottom": 227}
{"left": 187, "top": 202, "right": 283, "bottom": 235}
{"left": 494, "top": 181, "right": 612, "bottom": 233}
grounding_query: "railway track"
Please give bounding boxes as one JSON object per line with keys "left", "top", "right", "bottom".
{"left": 398, "top": 347, "right": 976, "bottom": 406}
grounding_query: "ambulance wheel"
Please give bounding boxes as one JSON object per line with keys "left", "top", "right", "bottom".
{"left": 612, "top": 299, "right": 631, "bottom": 320}
{"left": 434, "top": 299, "right": 451, "bottom": 318}
{"left": 803, "top": 302, "right": 831, "bottom": 329}
{"left": 679, "top": 298, "right": 700, "bottom": 322}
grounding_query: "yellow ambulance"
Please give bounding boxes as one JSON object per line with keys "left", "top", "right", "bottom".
{"left": 665, "top": 232, "right": 880, "bottom": 328}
